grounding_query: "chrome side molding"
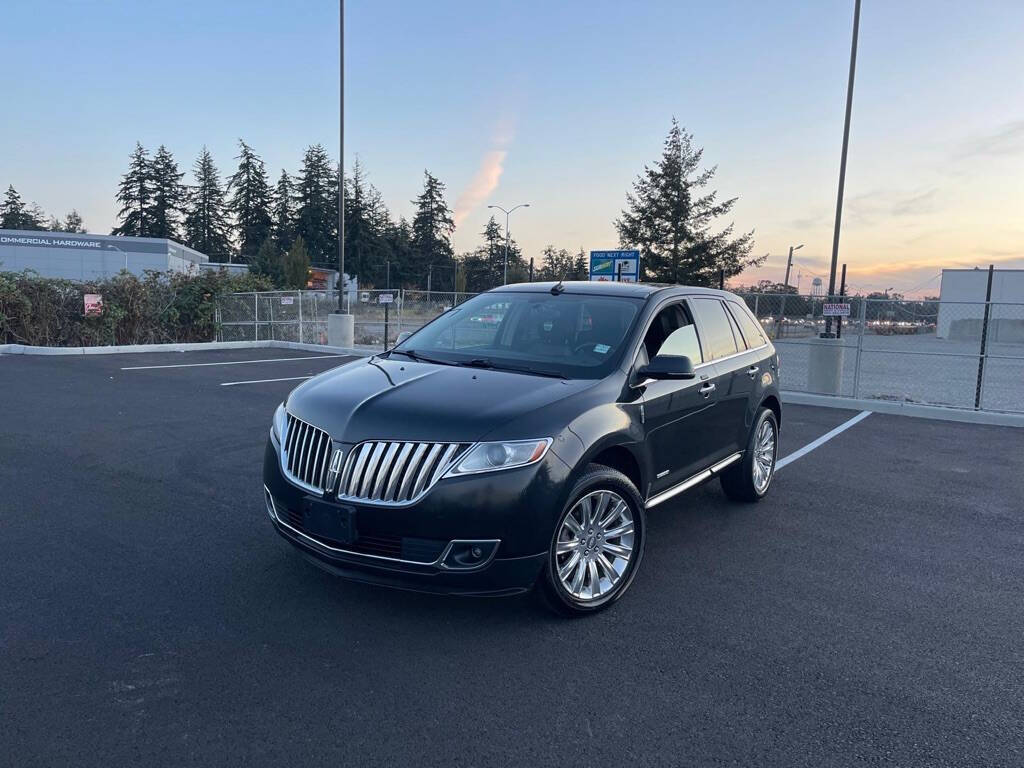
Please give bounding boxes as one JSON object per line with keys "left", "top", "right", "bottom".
{"left": 646, "top": 452, "right": 742, "bottom": 509}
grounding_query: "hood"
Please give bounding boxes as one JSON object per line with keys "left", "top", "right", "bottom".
{"left": 286, "top": 357, "right": 595, "bottom": 444}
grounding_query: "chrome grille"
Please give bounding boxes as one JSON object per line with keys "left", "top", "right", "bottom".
{"left": 337, "top": 441, "right": 468, "bottom": 504}
{"left": 282, "top": 413, "right": 335, "bottom": 493}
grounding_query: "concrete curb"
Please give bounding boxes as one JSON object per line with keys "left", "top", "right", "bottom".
{"left": 782, "top": 390, "right": 1024, "bottom": 428}
{"left": 0, "top": 340, "right": 374, "bottom": 357}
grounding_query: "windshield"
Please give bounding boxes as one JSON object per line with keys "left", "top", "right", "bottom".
{"left": 392, "top": 291, "right": 643, "bottom": 379}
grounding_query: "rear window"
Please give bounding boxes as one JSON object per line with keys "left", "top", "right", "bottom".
{"left": 726, "top": 301, "right": 767, "bottom": 349}
{"left": 690, "top": 298, "right": 739, "bottom": 360}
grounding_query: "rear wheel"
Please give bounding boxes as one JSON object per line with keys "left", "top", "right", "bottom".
{"left": 720, "top": 407, "right": 778, "bottom": 502}
{"left": 539, "top": 465, "right": 646, "bottom": 616}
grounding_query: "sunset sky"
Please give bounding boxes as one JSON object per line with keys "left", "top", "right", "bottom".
{"left": 2, "top": 0, "right": 1022, "bottom": 296}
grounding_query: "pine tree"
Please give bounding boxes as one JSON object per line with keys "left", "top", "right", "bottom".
{"left": 294, "top": 144, "right": 337, "bottom": 268}
{"left": 184, "top": 147, "right": 232, "bottom": 259}
{"left": 344, "top": 158, "right": 393, "bottom": 285}
{"left": 227, "top": 139, "right": 273, "bottom": 262}
{"left": 63, "top": 210, "right": 86, "bottom": 233}
{"left": 249, "top": 237, "right": 285, "bottom": 286}
{"left": 1, "top": 186, "right": 30, "bottom": 229}
{"left": 271, "top": 169, "right": 294, "bottom": 254}
{"left": 148, "top": 145, "right": 186, "bottom": 240}
{"left": 573, "top": 248, "right": 588, "bottom": 280}
{"left": 615, "top": 119, "right": 760, "bottom": 285}
{"left": 112, "top": 143, "right": 153, "bottom": 236}
{"left": 282, "top": 235, "right": 311, "bottom": 289}
{"left": 410, "top": 170, "right": 455, "bottom": 287}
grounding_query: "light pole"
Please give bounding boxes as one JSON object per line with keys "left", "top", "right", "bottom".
{"left": 337, "top": 0, "right": 345, "bottom": 312}
{"left": 107, "top": 244, "right": 128, "bottom": 272}
{"left": 783, "top": 244, "right": 803, "bottom": 289}
{"left": 487, "top": 203, "right": 530, "bottom": 285}
{"left": 825, "top": 0, "right": 862, "bottom": 336}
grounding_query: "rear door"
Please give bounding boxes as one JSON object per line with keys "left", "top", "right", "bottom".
{"left": 688, "top": 298, "right": 746, "bottom": 459}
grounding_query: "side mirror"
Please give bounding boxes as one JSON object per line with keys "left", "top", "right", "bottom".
{"left": 637, "top": 354, "right": 696, "bottom": 381}
{"left": 394, "top": 331, "right": 413, "bottom": 347}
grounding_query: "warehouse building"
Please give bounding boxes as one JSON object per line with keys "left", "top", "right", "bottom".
{"left": 0, "top": 228, "right": 209, "bottom": 280}
{"left": 937, "top": 267, "right": 1024, "bottom": 341}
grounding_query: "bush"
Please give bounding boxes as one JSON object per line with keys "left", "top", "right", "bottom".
{"left": 0, "top": 268, "right": 272, "bottom": 347}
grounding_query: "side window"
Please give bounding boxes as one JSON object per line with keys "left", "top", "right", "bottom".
{"left": 640, "top": 302, "right": 703, "bottom": 364}
{"left": 726, "top": 301, "right": 767, "bottom": 349}
{"left": 690, "top": 298, "right": 739, "bottom": 360}
{"left": 433, "top": 299, "right": 509, "bottom": 349}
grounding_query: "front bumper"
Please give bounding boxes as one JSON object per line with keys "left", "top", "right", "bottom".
{"left": 263, "top": 439, "right": 565, "bottom": 595}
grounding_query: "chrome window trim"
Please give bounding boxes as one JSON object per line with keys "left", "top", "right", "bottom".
{"left": 645, "top": 452, "right": 742, "bottom": 509}
{"left": 265, "top": 485, "right": 499, "bottom": 569}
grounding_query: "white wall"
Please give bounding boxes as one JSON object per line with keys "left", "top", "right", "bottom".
{"left": 937, "top": 269, "right": 1024, "bottom": 339}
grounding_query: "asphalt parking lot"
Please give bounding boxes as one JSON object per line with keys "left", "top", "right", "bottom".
{"left": 2, "top": 348, "right": 1023, "bottom": 767}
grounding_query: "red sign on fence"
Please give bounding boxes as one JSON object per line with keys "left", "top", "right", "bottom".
{"left": 84, "top": 293, "right": 103, "bottom": 316}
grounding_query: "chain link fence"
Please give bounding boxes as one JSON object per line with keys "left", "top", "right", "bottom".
{"left": 216, "top": 289, "right": 479, "bottom": 349}
{"left": 737, "top": 293, "right": 1024, "bottom": 413}
{"left": 216, "top": 288, "right": 1024, "bottom": 414}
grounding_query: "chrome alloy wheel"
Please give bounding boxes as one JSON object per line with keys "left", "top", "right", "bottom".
{"left": 752, "top": 418, "right": 776, "bottom": 493}
{"left": 555, "top": 490, "right": 635, "bottom": 601}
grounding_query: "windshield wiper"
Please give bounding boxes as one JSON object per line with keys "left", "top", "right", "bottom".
{"left": 459, "top": 358, "right": 568, "bottom": 379}
{"left": 388, "top": 348, "right": 455, "bottom": 366}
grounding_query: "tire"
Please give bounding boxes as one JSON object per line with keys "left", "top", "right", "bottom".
{"left": 720, "top": 406, "right": 778, "bottom": 502}
{"left": 538, "top": 464, "right": 646, "bottom": 616}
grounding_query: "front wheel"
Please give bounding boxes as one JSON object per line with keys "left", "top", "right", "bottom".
{"left": 720, "top": 407, "right": 778, "bottom": 502}
{"left": 539, "top": 465, "right": 646, "bottom": 616}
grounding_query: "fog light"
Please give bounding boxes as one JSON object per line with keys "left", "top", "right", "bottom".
{"left": 440, "top": 540, "right": 499, "bottom": 570}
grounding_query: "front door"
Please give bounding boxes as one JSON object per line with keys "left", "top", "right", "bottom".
{"left": 635, "top": 301, "right": 722, "bottom": 497}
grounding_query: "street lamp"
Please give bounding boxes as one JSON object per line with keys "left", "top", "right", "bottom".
{"left": 106, "top": 243, "right": 128, "bottom": 272}
{"left": 783, "top": 244, "right": 803, "bottom": 289}
{"left": 487, "top": 203, "right": 530, "bottom": 285}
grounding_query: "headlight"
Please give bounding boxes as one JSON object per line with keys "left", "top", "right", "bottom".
{"left": 445, "top": 438, "right": 552, "bottom": 476}
{"left": 271, "top": 402, "right": 286, "bottom": 443}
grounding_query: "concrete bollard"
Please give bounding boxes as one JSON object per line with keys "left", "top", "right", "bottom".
{"left": 327, "top": 313, "right": 354, "bottom": 348}
{"left": 807, "top": 336, "right": 845, "bottom": 395}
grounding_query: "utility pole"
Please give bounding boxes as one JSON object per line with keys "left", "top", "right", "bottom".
{"left": 825, "top": 0, "right": 862, "bottom": 337}
{"left": 784, "top": 244, "right": 804, "bottom": 288}
{"left": 337, "top": 0, "right": 345, "bottom": 311}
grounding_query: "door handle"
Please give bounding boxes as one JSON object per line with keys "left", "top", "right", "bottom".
{"left": 699, "top": 382, "right": 716, "bottom": 398}
{"left": 747, "top": 365, "right": 759, "bottom": 379}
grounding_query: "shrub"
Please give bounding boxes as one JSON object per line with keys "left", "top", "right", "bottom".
{"left": 0, "top": 268, "right": 272, "bottom": 347}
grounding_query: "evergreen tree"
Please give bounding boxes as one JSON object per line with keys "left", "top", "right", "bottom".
{"left": 149, "top": 145, "right": 186, "bottom": 240}
{"left": 1, "top": 186, "right": 27, "bottom": 229}
{"left": 184, "top": 147, "right": 232, "bottom": 259}
{"left": 249, "top": 237, "right": 284, "bottom": 286}
{"left": 410, "top": 170, "right": 455, "bottom": 287}
{"left": 24, "top": 203, "right": 47, "bottom": 231}
{"left": 538, "top": 245, "right": 575, "bottom": 282}
{"left": 615, "top": 119, "right": 761, "bottom": 285}
{"left": 281, "top": 235, "right": 311, "bottom": 289}
{"left": 294, "top": 144, "right": 337, "bottom": 268}
{"left": 573, "top": 247, "right": 588, "bottom": 280}
{"left": 63, "top": 210, "right": 86, "bottom": 233}
{"left": 112, "top": 143, "right": 153, "bottom": 236}
{"left": 344, "top": 158, "right": 393, "bottom": 285}
{"left": 227, "top": 139, "right": 273, "bottom": 262}
{"left": 271, "top": 169, "right": 295, "bottom": 254}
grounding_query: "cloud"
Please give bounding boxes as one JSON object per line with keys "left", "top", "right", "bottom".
{"left": 956, "top": 120, "right": 1024, "bottom": 159}
{"left": 890, "top": 188, "right": 939, "bottom": 217}
{"left": 453, "top": 116, "right": 516, "bottom": 228}
{"left": 845, "top": 187, "right": 940, "bottom": 225}
{"left": 453, "top": 149, "right": 508, "bottom": 227}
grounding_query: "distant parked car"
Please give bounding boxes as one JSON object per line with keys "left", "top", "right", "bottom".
{"left": 263, "top": 282, "right": 782, "bottom": 615}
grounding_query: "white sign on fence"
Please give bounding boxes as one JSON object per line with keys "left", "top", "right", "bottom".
{"left": 280, "top": 297, "right": 294, "bottom": 305}
{"left": 378, "top": 293, "right": 394, "bottom": 304}
{"left": 823, "top": 303, "right": 851, "bottom": 317}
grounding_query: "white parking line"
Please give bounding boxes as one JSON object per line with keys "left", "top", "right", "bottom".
{"left": 220, "top": 376, "right": 313, "bottom": 387}
{"left": 121, "top": 355, "right": 348, "bottom": 371}
{"left": 776, "top": 410, "right": 872, "bottom": 470}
